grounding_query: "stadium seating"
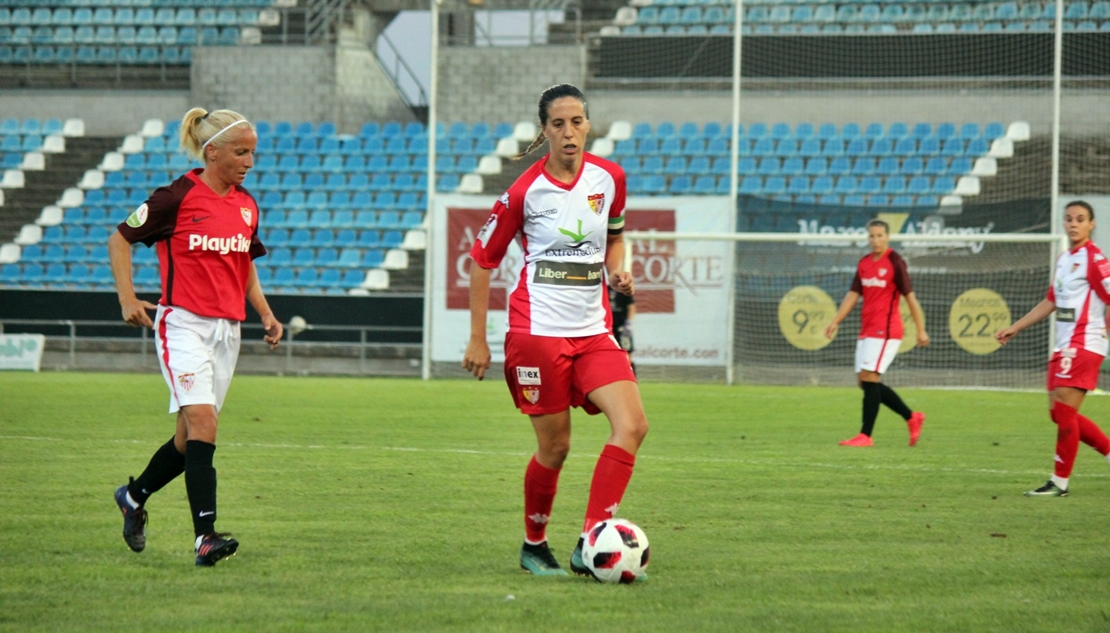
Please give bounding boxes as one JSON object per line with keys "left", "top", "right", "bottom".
{"left": 0, "top": 118, "right": 513, "bottom": 294}
{"left": 609, "top": 118, "right": 1014, "bottom": 209}
{"left": 609, "top": 0, "right": 1110, "bottom": 34}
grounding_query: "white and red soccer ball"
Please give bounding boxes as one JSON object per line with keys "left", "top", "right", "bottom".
{"left": 582, "top": 519, "right": 650, "bottom": 584}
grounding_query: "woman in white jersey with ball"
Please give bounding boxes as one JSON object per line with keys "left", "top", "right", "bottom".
{"left": 996, "top": 200, "right": 1110, "bottom": 497}
{"left": 463, "top": 84, "right": 648, "bottom": 579}
{"left": 109, "top": 107, "right": 283, "bottom": 566}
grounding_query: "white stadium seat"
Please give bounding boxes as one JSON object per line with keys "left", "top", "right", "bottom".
{"left": 36, "top": 205, "right": 63, "bottom": 227}
{"left": 140, "top": 119, "right": 165, "bottom": 138}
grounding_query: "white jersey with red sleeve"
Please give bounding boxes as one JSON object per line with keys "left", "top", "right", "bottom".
{"left": 1046, "top": 241, "right": 1110, "bottom": 356}
{"left": 469, "top": 152, "right": 626, "bottom": 337}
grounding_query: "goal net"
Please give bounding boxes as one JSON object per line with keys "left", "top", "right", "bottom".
{"left": 623, "top": 230, "right": 1060, "bottom": 390}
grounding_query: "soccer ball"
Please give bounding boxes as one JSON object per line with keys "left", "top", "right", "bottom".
{"left": 582, "top": 519, "right": 649, "bottom": 584}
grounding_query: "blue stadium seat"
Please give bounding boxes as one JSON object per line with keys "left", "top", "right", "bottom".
{"left": 835, "top": 176, "right": 859, "bottom": 195}
{"left": 823, "top": 158, "right": 852, "bottom": 179}
{"left": 876, "top": 157, "right": 900, "bottom": 176}
{"left": 853, "top": 157, "right": 877, "bottom": 175}
{"left": 805, "top": 158, "right": 828, "bottom": 175}
{"left": 859, "top": 176, "right": 881, "bottom": 194}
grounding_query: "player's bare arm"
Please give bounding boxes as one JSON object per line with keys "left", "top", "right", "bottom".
{"left": 905, "top": 291, "right": 930, "bottom": 347}
{"left": 108, "top": 230, "right": 156, "bottom": 328}
{"left": 996, "top": 298, "right": 1056, "bottom": 345}
{"left": 463, "top": 262, "right": 493, "bottom": 380}
{"left": 606, "top": 233, "right": 633, "bottom": 296}
{"left": 245, "top": 262, "right": 282, "bottom": 349}
{"left": 825, "top": 291, "right": 861, "bottom": 339}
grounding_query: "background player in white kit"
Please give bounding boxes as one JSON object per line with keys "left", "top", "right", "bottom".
{"left": 996, "top": 200, "right": 1110, "bottom": 497}
{"left": 109, "top": 107, "right": 283, "bottom": 566}
{"left": 462, "top": 84, "right": 649, "bottom": 579}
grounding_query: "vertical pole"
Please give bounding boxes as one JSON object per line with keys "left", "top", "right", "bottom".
{"left": 1048, "top": 0, "right": 1064, "bottom": 358}
{"left": 422, "top": 0, "right": 440, "bottom": 381}
{"left": 724, "top": 0, "right": 743, "bottom": 386}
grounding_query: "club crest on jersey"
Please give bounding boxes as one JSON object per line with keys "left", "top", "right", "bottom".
{"left": 178, "top": 373, "right": 195, "bottom": 391}
{"left": 240, "top": 207, "right": 252, "bottom": 226}
{"left": 516, "top": 366, "right": 541, "bottom": 385}
{"left": 878, "top": 267, "right": 887, "bottom": 277}
{"left": 125, "top": 203, "right": 149, "bottom": 228}
{"left": 587, "top": 193, "right": 605, "bottom": 216}
{"left": 1071, "top": 262, "right": 1081, "bottom": 273}
{"left": 522, "top": 387, "right": 540, "bottom": 404}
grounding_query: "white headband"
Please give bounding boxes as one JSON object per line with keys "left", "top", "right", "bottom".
{"left": 201, "top": 119, "right": 249, "bottom": 150}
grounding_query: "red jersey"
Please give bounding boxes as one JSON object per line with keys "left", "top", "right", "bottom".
{"left": 117, "top": 169, "right": 266, "bottom": 321}
{"left": 849, "top": 248, "right": 912, "bottom": 340}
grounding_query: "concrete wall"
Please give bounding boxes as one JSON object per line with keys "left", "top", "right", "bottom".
{"left": 0, "top": 43, "right": 414, "bottom": 137}
{"left": 435, "top": 45, "right": 585, "bottom": 125}
{"left": 0, "top": 90, "right": 189, "bottom": 137}
{"left": 192, "top": 46, "right": 335, "bottom": 125}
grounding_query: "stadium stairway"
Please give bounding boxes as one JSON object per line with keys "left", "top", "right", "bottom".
{"left": 0, "top": 136, "right": 120, "bottom": 243}
{"left": 976, "top": 136, "right": 1051, "bottom": 204}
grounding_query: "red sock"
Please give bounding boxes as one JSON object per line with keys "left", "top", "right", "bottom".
{"left": 582, "top": 444, "right": 636, "bottom": 533}
{"left": 524, "top": 456, "right": 560, "bottom": 544}
{"left": 1052, "top": 401, "right": 1080, "bottom": 478}
{"left": 1077, "top": 413, "right": 1110, "bottom": 456}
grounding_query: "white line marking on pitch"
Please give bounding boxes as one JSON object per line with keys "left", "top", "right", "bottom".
{"left": 3, "top": 435, "right": 1107, "bottom": 479}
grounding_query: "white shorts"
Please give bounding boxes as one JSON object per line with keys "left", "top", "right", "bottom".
{"left": 155, "top": 305, "right": 241, "bottom": 414}
{"left": 854, "top": 337, "right": 901, "bottom": 374}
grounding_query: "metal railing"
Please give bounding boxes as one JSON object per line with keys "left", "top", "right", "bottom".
{"left": 0, "top": 318, "right": 421, "bottom": 375}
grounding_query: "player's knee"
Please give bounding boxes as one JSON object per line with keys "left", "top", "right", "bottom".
{"left": 538, "top": 438, "right": 570, "bottom": 466}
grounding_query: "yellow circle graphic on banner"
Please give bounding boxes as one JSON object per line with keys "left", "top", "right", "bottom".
{"left": 778, "top": 286, "right": 837, "bottom": 351}
{"left": 898, "top": 296, "right": 917, "bottom": 353}
{"left": 949, "top": 288, "right": 1011, "bottom": 355}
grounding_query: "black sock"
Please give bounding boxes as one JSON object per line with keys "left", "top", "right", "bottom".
{"left": 128, "top": 437, "right": 185, "bottom": 506}
{"left": 878, "top": 383, "right": 913, "bottom": 420}
{"left": 185, "top": 440, "right": 217, "bottom": 537}
{"left": 860, "top": 382, "right": 881, "bottom": 436}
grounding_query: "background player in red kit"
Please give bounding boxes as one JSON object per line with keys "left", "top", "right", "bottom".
{"left": 109, "top": 107, "right": 282, "bottom": 566}
{"left": 462, "top": 84, "right": 649, "bottom": 579}
{"left": 996, "top": 200, "right": 1110, "bottom": 497}
{"left": 825, "top": 219, "right": 930, "bottom": 447}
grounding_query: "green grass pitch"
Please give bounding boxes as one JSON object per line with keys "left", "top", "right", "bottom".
{"left": 2, "top": 372, "right": 1110, "bottom": 632}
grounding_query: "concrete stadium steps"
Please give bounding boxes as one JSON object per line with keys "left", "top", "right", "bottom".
{"left": 0, "top": 136, "right": 121, "bottom": 242}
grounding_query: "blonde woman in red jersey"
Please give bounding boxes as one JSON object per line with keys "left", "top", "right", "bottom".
{"left": 109, "top": 107, "right": 282, "bottom": 566}
{"left": 825, "top": 219, "right": 930, "bottom": 447}
{"left": 462, "top": 84, "right": 648, "bottom": 579}
{"left": 996, "top": 200, "right": 1110, "bottom": 497}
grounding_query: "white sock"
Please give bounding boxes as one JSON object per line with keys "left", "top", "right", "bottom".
{"left": 195, "top": 535, "right": 205, "bottom": 550}
{"left": 1050, "top": 474, "right": 1069, "bottom": 490}
{"left": 124, "top": 490, "right": 140, "bottom": 509}
{"left": 1105, "top": 453, "right": 1110, "bottom": 464}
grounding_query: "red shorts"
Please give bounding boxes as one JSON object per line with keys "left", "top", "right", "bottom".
{"left": 1047, "top": 346, "right": 1105, "bottom": 392}
{"left": 503, "top": 331, "right": 636, "bottom": 416}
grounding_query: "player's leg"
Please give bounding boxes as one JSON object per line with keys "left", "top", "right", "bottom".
{"left": 871, "top": 349, "right": 926, "bottom": 446}
{"left": 1028, "top": 349, "right": 1093, "bottom": 496}
{"left": 569, "top": 335, "right": 644, "bottom": 575}
{"left": 520, "top": 411, "right": 571, "bottom": 575}
{"left": 841, "top": 340, "right": 880, "bottom": 446}
{"left": 504, "top": 332, "right": 571, "bottom": 575}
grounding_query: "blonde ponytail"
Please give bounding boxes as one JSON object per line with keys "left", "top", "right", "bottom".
{"left": 179, "top": 107, "right": 252, "bottom": 162}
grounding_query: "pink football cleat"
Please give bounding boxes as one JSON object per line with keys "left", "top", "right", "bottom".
{"left": 839, "top": 433, "right": 873, "bottom": 447}
{"left": 907, "top": 412, "right": 925, "bottom": 447}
